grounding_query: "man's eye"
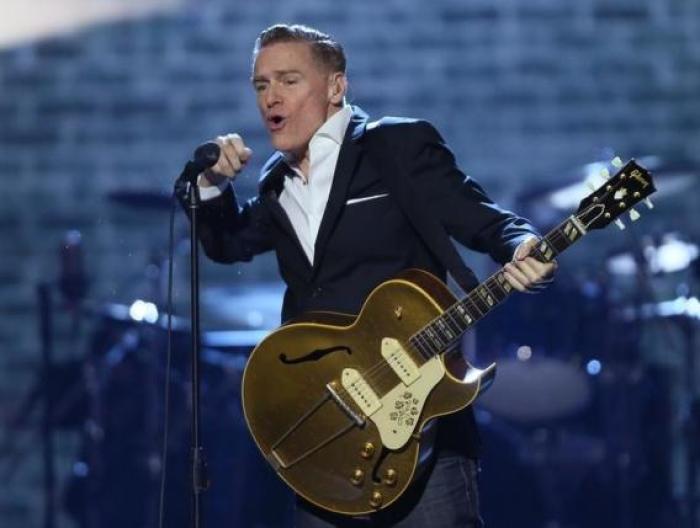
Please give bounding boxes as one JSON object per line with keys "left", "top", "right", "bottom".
{"left": 254, "top": 83, "right": 267, "bottom": 92}
{"left": 284, "top": 78, "right": 299, "bottom": 85}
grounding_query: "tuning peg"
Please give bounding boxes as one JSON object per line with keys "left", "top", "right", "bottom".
{"left": 611, "top": 157, "right": 623, "bottom": 168}
{"left": 629, "top": 208, "right": 640, "bottom": 221}
{"left": 614, "top": 218, "right": 626, "bottom": 230}
{"left": 599, "top": 167, "right": 610, "bottom": 180}
{"left": 644, "top": 197, "right": 654, "bottom": 209}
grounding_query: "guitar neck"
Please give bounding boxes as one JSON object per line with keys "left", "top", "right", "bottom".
{"left": 409, "top": 215, "right": 589, "bottom": 359}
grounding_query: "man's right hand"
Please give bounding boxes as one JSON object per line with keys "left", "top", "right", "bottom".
{"left": 199, "top": 133, "right": 253, "bottom": 187}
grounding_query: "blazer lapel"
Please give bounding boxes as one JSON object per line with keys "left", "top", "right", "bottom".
{"left": 312, "top": 109, "right": 368, "bottom": 273}
{"left": 258, "top": 154, "right": 311, "bottom": 269}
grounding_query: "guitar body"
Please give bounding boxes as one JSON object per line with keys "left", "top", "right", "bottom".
{"left": 242, "top": 269, "right": 495, "bottom": 515}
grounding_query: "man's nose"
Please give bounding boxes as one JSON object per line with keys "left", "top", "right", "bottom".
{"left": 265, "top": 84, "right": 281, "bottom": 107}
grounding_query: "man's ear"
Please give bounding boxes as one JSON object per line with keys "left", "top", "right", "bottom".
{"left": 328, "top": 72, "right": 347, "bottom": 105}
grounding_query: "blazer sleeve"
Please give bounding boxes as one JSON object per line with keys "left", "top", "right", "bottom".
{"left": 177, "top": 184, "right": 274, "bottom": 264}
{"left": 397, "top": 120, "right": 539, "bottom": 264}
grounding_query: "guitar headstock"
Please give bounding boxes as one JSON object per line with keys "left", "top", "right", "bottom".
{"left": 576, "top": 159, "right": 656, "bottom": 231}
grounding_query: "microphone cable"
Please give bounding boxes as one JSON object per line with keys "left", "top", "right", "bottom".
{"left": 157, "top": 193, "right": 178, "bottom": 528}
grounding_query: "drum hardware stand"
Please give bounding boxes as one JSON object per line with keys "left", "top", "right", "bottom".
{"left": 679, "top": 312, "right": 698, "bottom": 528}
{"left": 37, "top": 283, "right": 57, "bottom": 528}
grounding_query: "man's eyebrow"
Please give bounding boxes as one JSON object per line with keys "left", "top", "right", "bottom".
{"left": 252, "top": 69, "right": 303, "bottom": 82}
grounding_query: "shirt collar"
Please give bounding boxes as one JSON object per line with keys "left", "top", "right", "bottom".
{"left": 313, "top": 104, "right": 353, "bottom": 145}
{"left": 281, "top": 104, "right": 352, "bottom": 176}
{"left": 282, "top": 105, "right": 352, "bottom": 167}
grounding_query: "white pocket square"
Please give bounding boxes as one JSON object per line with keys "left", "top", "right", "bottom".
{"left": 346, "top": 193, "right": 389, "bottom": 205}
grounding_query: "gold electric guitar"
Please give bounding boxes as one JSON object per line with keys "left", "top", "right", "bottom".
{"left": 241, "top": 159, "right": 656, "bottom": 515}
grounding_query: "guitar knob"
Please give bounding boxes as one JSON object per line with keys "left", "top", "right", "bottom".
{"left": 599, "top": 167, "right": 610, "bottom": 180}
{"left": 384, "top": 468, "right": 398, "bottom": 487}
{"left": 611, "top": 156, "right": 623, "bottom": 168}
{"left": 360, "top": 442, "right": 375, "bottom": 459}
{"left": 350, "top": 468, "right": 365, "bottom": 486}
{"left": 369, "top": 491, "right": 383, "bottom": 508}
{"left": 629, "top": 208, "right": 640, "bottom": 221}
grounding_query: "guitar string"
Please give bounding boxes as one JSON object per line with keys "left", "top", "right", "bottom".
{"left": 275, "top": 189, "right": 648, "bottom": 456}
{"left": 320, "top": 196, "right": 636, "bottom": 404}
{"left": 300, "top": 227, "right": 577, "bottom": 422}
{"left": 327, "top": 226, "right": 576, "bottom": 404}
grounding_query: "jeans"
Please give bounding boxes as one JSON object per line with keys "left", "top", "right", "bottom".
{"left": 294, "top": 454, "right": 484, "bottom": 528}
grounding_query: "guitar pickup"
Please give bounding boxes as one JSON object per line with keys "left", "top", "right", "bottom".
{"left": 339, "top": 369, "right": 382, "bottom": 418}
{"left": 381, "top": 338, "right": 420, "bottom": 385}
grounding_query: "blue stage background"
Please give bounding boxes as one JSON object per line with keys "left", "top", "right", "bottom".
{"left": 1, "top": 1, "right": 698, "bottom": 526}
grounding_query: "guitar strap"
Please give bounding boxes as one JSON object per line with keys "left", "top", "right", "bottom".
{"left": 362, "top": 126, "right": 480, "bottom": 294}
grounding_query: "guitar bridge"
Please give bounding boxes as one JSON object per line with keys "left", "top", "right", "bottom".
{"left": 326, "top": 381, "right": 365, "bottom": 427}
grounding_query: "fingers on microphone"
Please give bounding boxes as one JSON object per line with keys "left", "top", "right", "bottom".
{"left": 226, "top": 133, "right": 253, "bottom": 163}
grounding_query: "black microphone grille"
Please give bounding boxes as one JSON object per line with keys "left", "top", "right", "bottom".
{"left": 193, "top": 142, "right": 221, "bottom": 171}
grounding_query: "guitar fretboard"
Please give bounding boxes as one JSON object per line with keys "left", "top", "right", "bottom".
{"left": 409, "top": 215, "right": 588, "bottom": 360}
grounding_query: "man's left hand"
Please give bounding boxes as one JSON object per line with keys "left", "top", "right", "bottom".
{"left": 503, "top": 236, "right": 557, "bottom": 293}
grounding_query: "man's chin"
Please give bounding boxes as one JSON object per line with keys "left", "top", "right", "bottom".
{"left": 270, "top": 136, "right": 291, "bottom": 152}
{"left": 271, "top": 139, "right": 302, "bottom": 157}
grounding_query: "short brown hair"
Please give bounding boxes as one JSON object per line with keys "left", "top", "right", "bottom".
{"left": 253, "top": 24, "right": 346, "bottom": 73}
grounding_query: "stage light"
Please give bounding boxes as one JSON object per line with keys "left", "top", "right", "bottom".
{"left": 586, "top": 359, "right": 602, "bottom": 376}
{"left": 129, "top": 299, "right": 159, "bottom": 323}
{"left": 516, "top": 345, "right": 532, "bottom": 361}
{"left": 1, "top": 0, "right": 182, "bottom": 49}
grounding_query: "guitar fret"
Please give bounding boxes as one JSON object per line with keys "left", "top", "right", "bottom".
{"left": 434, "top": 318, "right": 456, "bottom": 341}
{"left": 468, "top": 292, "right": 490, "bottom": 316}
{"left": 454, "top": 303, "right": 475, "bottom": 328}
{"left": 463, "top": 295, "right": 484, "bottom": 319}
{"left": 533, "top": 238, "right": 557, "bottom": 263}
{"left": 549, "top": 217, "right": 583, "bottom": 253}
{"left": 477, "top": 284, "right": 496, "bottom": 308}
{"left": 410, "top": 335, "right": 433, "bottom": 360}
{"left": 484, "top": 277, "right": 507, "bottom": 303}
{"left": 424, "top": 327, "right": 446, "bottom": 351}
{"left": 443, "top": 308, "right": 465, "bottom": 334}
{"left": 495, "top": 272, "right": 513, "bottom": 296}
{"left": 411, "top": 214, "right": 595, "bottom": 363}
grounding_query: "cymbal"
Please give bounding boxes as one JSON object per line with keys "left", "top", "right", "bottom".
{"left": 606, "top": 232, "right": 698, "bottom": 276}
{"left": 615, "top": 295, "right": 700, "bottom": 322}
{"left": 92, "top": 300, "right": 190, "bottom": 331}
{"left": 201, "top": 282, "right": 284, "bottom": 330}
{"left": 518, "top": 155, "right": 697, "bottom": 226}
{"left": 479, "top": 358, "right": 591, "bottom": 423}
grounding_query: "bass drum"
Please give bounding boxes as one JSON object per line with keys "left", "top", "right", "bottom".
{"left": 63, "top": 306, "right": 293, "bottom": 528}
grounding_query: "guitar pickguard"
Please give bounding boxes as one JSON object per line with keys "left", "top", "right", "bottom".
{"left": 371, "top": 355, "right": 444, "bottom": 449}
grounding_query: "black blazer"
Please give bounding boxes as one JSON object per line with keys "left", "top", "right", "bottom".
{"left": 189, "top": 107, "right": 538, "bottom": 456}
{"left": 193, "top": 106, "right": 536, "bottom": 321}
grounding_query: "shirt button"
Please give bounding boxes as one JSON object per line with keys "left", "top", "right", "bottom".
{"left": 311, "top": 287, "right": 323, "bottom": 298}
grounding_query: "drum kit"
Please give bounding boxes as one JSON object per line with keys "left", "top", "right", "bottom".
{"left": 2, "top": 155, "right": 696, "bottom": 528}
{"left": 475, "top": 154, "right": 698, "bottom": 528}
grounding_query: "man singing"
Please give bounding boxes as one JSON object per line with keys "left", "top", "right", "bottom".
{"left": 185, "top": 23, "right": 555, "bottom": 528}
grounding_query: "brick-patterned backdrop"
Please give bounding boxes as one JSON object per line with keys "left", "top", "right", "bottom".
{"left": 1, "top": 1, "right": 698, "bottom": 526}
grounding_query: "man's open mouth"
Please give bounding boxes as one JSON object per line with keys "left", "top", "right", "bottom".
{"left": 268, "top": 115, "right": 286, "bottom": 131}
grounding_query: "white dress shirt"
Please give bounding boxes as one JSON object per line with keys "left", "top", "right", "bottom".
{"left": 199, "top": 105, "right": 353, "bottom": 266}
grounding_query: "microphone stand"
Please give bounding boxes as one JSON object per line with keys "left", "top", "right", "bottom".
{"left": 175, "top": 162, "right": 211, "bottom": 528}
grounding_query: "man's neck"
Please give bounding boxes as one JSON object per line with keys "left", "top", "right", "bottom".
{"left": 286, "top": 104, "right": 348, "bottom": 180}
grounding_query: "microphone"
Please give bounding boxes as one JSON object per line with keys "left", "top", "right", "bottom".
{"left": 177, "top": 141, "right": 222, "bottom": 187}
{"left": 192, "top": 142, "right": 221, "bottom": 172}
